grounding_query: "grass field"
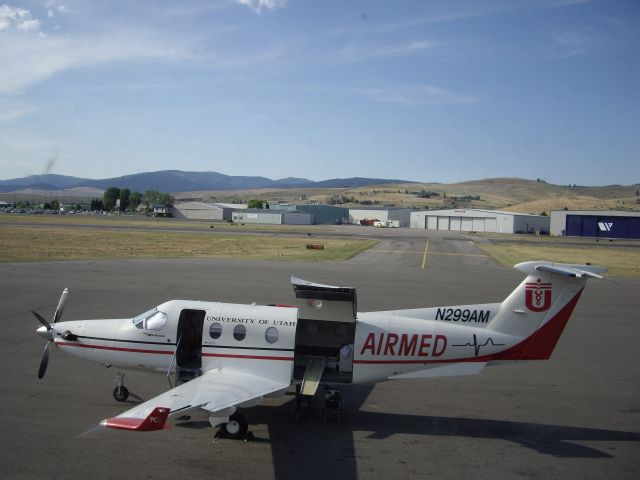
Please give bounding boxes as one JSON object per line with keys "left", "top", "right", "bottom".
{"left": 0, "top": 226, "right": 377, "bottom": 263}
{"left": 478, "top": 243, "right": 640, "bottom": 277}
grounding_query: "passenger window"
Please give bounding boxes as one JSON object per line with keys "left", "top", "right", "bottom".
{"left": 265, "top": 327, "right": 278, "bottom": 344}
{"left": 145, "top": 311, "right": 167, "bottom": 330}
{"left": 209, "top": 323, "right": 222, "bottom": 339}
{"left": 233, "top": 324, "right": 246, "bottom": 341}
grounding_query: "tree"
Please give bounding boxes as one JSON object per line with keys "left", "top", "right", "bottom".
{"left": 119, "top": 188, "right": 131, "bottom": 211}
{"left": 247, "top": 199, "right": 265, "bottom": 209}
{"left": 90, "top": 198, "right": 104, "bottom": 211}
{"left": 129, "top": 191, "right": 142, "bottom": 209}
{"left": 103, "top": 187, "right": 120, "bottom": 211}
{"left": 50, "top": 199, "right": 60, "bottom": 211}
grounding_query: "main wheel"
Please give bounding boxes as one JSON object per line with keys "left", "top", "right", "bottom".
{"left": 222, "top": 413, "right": 248, "bottom": 438}
{"left": 113, "top": 385, "right": 129, "bottom": 402}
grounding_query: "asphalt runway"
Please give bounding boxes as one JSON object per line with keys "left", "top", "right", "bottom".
{"left": 1, "top": 235, "right": 638, "bottom": 480}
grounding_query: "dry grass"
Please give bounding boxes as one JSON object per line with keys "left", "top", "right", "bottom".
{"left": 173, "top": 178, "right": 640, "bottom": 214}
{"left": 0, "top": 226, "right": 377, "bottom": 263}
{"left": 478, "top": 243, "right": 640, "bottom": 277}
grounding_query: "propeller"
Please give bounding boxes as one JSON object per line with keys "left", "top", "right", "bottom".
{"left": 33, "top": 288, "right": 68, "bottom": 379}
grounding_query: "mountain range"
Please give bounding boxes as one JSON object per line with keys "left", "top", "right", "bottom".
{"left": 0, "top": 170, "right": 414, "bottom": 194}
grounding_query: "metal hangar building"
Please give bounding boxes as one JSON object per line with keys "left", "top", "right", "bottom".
{"left": 410, "top": 209, "right": 550, "bottom": 234}
{"left": 550, "top": 210, "right": 640, "bottom": 238}
{"left": 232, "top": 209, "right": 314, "bottom": 225}
{"left": 173, "top": 202, "right": 247, "bottom": 221}
{"left": 348, "top": 207, "right": 415, "bottom": 227}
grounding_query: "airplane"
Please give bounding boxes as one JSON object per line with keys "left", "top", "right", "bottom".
{"left": 34, "top": 261, "right": 606, "bottom": 438}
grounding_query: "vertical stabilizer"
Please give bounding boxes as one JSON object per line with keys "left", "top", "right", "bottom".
{"left": 487, "top": 261, "right": 605, "bottom": 360}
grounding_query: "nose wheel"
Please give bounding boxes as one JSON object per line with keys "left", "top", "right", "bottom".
{"left": 113, "top": 372, "right": 129, "bottom": 402}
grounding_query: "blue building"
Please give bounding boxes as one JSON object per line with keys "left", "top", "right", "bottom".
{"left": 550, "top": 210, "right": 640, "bottom": 239}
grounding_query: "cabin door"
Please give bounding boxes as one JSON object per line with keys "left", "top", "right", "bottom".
{"left": 175, "top": 309, "right": 205, "bottom": 384}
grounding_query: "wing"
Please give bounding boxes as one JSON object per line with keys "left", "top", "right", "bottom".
{"left": 101, "top": 368, "right": 289, "bottom": 431}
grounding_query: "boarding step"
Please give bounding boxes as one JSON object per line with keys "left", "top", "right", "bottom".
{"left": 300, "top": 358, "right": 326, "bottom": 396}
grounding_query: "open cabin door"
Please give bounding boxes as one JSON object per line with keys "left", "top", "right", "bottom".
{"left": 291, "top": 276, "right": 356, "bottom": 394}
{"left": 175, "top": 309, "right": 205, "bottom": 385}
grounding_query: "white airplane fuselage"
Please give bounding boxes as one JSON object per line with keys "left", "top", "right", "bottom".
{"left": 46, "top": 284, "right": 563, "bottom": 387}
{"left": 36, "top": 261, "right": 607, "bottom": 434}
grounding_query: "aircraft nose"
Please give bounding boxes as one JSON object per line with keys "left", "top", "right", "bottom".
{"left": 36, "top": 325, "right": 53, "bottom": 340}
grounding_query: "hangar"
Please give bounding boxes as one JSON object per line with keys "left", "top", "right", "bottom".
{"left": 272, "top": 204, "right": 349, "bottom": 224}
{"left": 550, "top": 210, "right": 640, "bottom": 239}
{"left": 232, "top": 209, "right": 314, "bottom": 225}
{"left": 410, "top": 209, "right": 550, "bottom": 234}
{"left": 348, "top": 207, "right": 415, "bottom": 227}
{"left": 173, "top": 202, "right": 247, "bottom": 221}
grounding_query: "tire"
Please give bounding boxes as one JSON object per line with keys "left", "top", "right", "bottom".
{"left": 223, "top": 413, "right": 248, "bottom": 438}
{"left": 113, "top": 385, "right": 129, "bottom": 402}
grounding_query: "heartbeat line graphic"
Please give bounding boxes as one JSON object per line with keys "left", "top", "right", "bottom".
{"left": 452, "top": 334, "right": 505, "bottom": 357}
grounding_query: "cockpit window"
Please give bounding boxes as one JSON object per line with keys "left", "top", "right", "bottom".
{"left": 133, "top": 308, "right": 156, "bottom": 328}
{"left": 132, "top": 308, "right": 167, "bottom": 330}
{"left": 145, "top": 311, "right": 167, "bottom": 330}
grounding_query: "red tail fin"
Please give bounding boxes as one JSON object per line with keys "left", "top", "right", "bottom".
{"left": 101, "top": 407, "right": 170, "bottom": 431}
{"left": 492, "top": 289, "right": 583, "bottom": 361}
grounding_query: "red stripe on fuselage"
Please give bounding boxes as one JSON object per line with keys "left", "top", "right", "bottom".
{"left": 202, "top": 353, "right": 293, "bottom": 361}
{"left": 56, "top": 341, "right": 293, "bottom": 361}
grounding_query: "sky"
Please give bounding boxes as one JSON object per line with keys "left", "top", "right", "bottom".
{"left": 0, "top": 0, "right": 638, "bottom": 185}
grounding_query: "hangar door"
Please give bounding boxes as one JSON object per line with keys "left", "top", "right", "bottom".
{"left": 427, "top": 216, "right": 438, "bottom": 230}
{"left": 437, "top": 217, "right": 450, "bottom": 230}
{"left": 566, "top": 215, "right": 640, "bottom": 239}
{"left": 449, "top": 217, "right": 462, "bottom": 230}
{"left": 485, "top": 218, "right": 498, "bottom": 232}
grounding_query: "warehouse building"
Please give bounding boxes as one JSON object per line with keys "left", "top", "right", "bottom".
{"left": 348, "top": 207, "right": 415, "bottom": 227}
{"left": 232, "top": 209, "right": 314, "bottom": 225}
{"left": 550, "top": 210, "right": 640, "bottom": 239}
{"left": 173, "top": 202, "right": 247, "bottom": 221}
{"left": 410, "top": 209, "right": 550, "bottom": 234}
{"left": 272, "top": 204, "right": 349, "bottom": 224}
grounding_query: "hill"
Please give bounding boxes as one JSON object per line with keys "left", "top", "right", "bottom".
{"left": 0, "top": 170, "right": 414, "bottom": 193}
{"left": 174, "top": 178, "right": 640, "bottom": 213}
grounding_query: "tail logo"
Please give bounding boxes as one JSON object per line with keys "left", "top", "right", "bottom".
{"left": 525, "top": 279, "right": 552, "bottom": 312}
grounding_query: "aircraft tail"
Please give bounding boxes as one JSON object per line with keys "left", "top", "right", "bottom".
{"left": 487, "top": 261, "right": 606, "bottom": 360}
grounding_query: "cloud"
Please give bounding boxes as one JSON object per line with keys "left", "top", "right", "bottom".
{"left": 357, "top": 84, "right": 477, "bottom": 107}
{"left": 548, "top": 30, "right": 593, "bottom": 57}
{"left": 307, "top": 83, "right": 477, "bottom": 107}
{"left": 328, "top": 39, "right": 438, "bottom": 64}
{"left": 0, "top": 4, "right": 41, "bottom": 31}
{"left": 0, "top": 100, "right": 37, "bottom": 121}
{"left": 236, "top": 0, "right": 286, "bottom": 14}
{"left": 0, "top": 24, "right": 202, "bottom": 94}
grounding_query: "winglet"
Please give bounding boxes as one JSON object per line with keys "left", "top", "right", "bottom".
{"left": 101, "top": 407, "right": 171, "bottom": 432}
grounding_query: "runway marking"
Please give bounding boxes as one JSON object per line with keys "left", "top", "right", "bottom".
{"left": 362, "top": 249, "right": 489, "bottom": 258}
{"left": 421, "top": 240, "right": 429, "bottom": 270}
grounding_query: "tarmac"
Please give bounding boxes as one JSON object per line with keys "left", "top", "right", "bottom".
{"left": 1, "top": 231, "right": 638, "bottom": 480}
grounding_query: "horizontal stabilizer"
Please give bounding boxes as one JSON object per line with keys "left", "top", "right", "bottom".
{"left": 515, "top": 261, "right": 607, "bottom": 278}
{"left": 101, "top": 407, "right": 170, "bottom": 432}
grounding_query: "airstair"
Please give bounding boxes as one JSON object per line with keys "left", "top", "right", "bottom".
{"left": 300, "top": 358, "right": 326, "bottom": 396}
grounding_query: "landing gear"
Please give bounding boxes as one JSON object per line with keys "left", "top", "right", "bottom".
{"left": 221, "top": 413, "right": 248, "bottom": 438}
{"left": 216, "top": 413, "right": 250, "bottom": 440}
{"left": 112, "top": 372, "right": 129, "bottom": 402}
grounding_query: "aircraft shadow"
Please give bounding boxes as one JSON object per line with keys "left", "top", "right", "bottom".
{"left": 238, "top": 385, "right": 639, "bottom": 479}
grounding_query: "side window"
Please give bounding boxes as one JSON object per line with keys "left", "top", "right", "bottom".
{"left": 209, "top": 323, "right": 222, "bottom": 339}
{"left": 233, "top": 324, "right": 246, "bottom": 341}
{"left": 145, "top": 311, "right": 167, "bottom": 331}
{"left": 265, "top": 327, "right": 278, "bottom": 344}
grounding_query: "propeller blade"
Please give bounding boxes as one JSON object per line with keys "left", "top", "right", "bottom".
{"left": 38, "top": 342, "right": 51, "bottom": 379}
{"left": 32, "top": 310, "right": 51, "bottom": 330}
{"left": 52, "top": 288, "right": 68, "bottom": 324}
